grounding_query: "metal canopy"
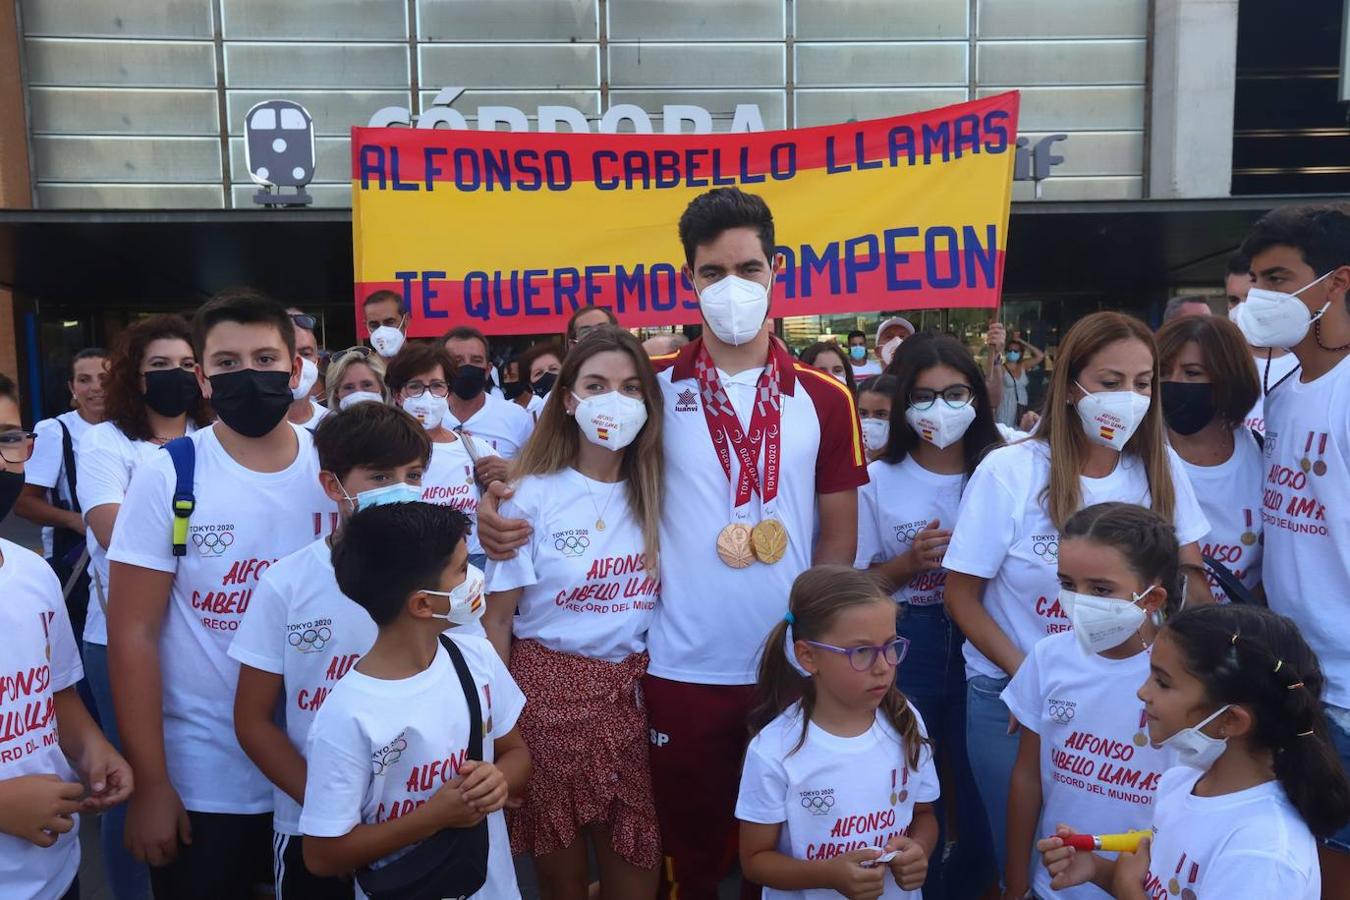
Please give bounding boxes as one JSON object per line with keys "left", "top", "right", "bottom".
{"left": 0, "top": 195, "right": 1326, "bottom": 307}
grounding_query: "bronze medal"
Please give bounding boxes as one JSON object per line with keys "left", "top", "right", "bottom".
{"left": 897, "top": 789, "right": 908, "bottom": 803}
{"left": 1181, "top": 891, "right": 1196, "bottom": 900}
{"left": 717, "top": 523, "right": 755, "bottom": 569}
{"left": 1314, "top": 459, "right": 1328, "bottom": 476}
{"left": 751, "top": 519, "right": 789, "bottom": 565}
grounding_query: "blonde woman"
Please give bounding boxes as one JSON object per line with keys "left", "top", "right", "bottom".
{"left": 323, "top": 347, "right": 388, "bottom": 410}
{"left": 942, "top": 311, "right": 1210, "bottom": 880}
{"left": 484, "top": 326, "right": 663, "bottom": 900}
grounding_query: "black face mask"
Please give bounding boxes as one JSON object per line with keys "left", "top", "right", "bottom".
{"left": 451, "top": 365, "right": 488, "bottom": 401}
{"left": 530, "top": 371, "right": 558, "bottom": 398}
{"left": 208, "top": 370, "right": 294, "bottom": 438}
{"left": 0, "top": 470, "right": 22, "bottom": 521}
{"left": 1161, "top": 381, "right": 1216, "bottom": 436}
{"left": 143, "top": 368, "right": 201, "bottom": 418}
{"left": 501, "top": 379, "right": 528, "bottom": 401}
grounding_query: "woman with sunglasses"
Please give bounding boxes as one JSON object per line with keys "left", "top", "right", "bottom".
{"left": 854, "top": 332, "right": 1004, "bottom": 897}
{"left": 324, "top": 346, "right": 389, "bottom": 410}
{"left": 72, "top": 314, "right": 211, "bottom": 900}
{"left": 385, "top": 343, "right": 503, "bottom": 572}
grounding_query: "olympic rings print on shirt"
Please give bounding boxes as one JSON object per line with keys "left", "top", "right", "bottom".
{"left": 1032, "top": 538, "right": 1059, "bottom": 563}
{"left": 1047, "top": 700, "right": 1077, "bottom": 725}
{"left": 288, "top": 626, "right": 332, "bottom": 653}
{"left": 800, "top": 794, "right": 836, "bottom": 815}
{"left": 191, "top": 530, "right": 235, "bottom": 556}
{"left": 554, "top": 533, "right": 591, "bottom": 558}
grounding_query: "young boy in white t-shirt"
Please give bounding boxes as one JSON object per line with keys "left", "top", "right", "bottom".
{"left": 107, "top": 289, "right": 335, "bottom": 898}
{"left": 229, "top": 401, "right": 433, "bottom": 898}
{"left": 299, "top": 501, "right": 531, "bottom": 899}
{"left": 0, "top": 372, "right": 132, "bottom": 900}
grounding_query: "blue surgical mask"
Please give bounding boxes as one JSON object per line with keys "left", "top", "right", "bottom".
{"left": 1006, "top": 350, "right": 1022, "bottom": 362}
{"left": 338, "top": 480, "right": 422, "bottom": 512}
{"left": 849, "top": 345, "right": 867, "bottom": 361}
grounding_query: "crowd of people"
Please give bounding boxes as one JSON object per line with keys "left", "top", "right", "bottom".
{"left": 2, "top": 188, "right": 1350, "bottom": 900}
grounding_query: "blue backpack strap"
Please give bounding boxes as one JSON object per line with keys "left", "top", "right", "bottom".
{"left": 163, "top": 437, "right": 196, "bottom": 557}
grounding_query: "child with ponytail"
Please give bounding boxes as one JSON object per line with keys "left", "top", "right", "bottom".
{"left": 737, "top": 566, "right": 939, "bottom": 899}
{"left": 1038, "top": 604, "right": 1350, "bottom": 898}
{"left": 1002, "top": 503, "right": 1184, "bottom": 899}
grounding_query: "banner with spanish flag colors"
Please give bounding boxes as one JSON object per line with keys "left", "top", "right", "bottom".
{"left": 351, "top": 92, "right": 1019, "bottom": 337}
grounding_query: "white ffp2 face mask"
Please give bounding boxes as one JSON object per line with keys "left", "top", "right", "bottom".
{"left": 1061, "top": 587, "right": 1151, "bottom": 654}
{"left": 370, "top": 323, "right": 407, "bottom": 358}
{"left": 696, "top": 275, "right": 769, "bottom": 346}
{"left": 880, "top": 336, "right": 903, "bottom": 367}
{"left": 292, "top": 357, "right": 319, "bottom": 400}
{"left": 425, "top": 564, "right": 486, "bottom": 626}
{"left": 572, "top": 390, "right": 648, "bottom": 451}
{"left": 860, "top": 418, "right": 890, "bottom": 454}
{"left": 1231, "top": 271, "right": 1334, "bottom": 349}
{"left": 1074, "top": 382, "right": 1152, "bottom": 451}
{"left": 402, "top": 393, "right": 449, "bottom": 431}
{"left": 905, "top": 401, "right": 975, "bottom": 450}
{"left": 1161, "top": 704, "right": 1232, "bottom": 770}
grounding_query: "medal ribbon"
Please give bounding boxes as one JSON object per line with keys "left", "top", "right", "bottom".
{"left": 694, "top": 343, "right": 783, "bottom": 516}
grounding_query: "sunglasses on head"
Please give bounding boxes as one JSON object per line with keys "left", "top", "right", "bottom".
{"left": 290, "top": 313, "right": 317, "bottom": 331}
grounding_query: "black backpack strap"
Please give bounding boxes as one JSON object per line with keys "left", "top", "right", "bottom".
{"left": 439, "top": 634, "right": 483, "bottom": 760}
{"left": 56, "top": 419, "right": 80, "bottom": 513}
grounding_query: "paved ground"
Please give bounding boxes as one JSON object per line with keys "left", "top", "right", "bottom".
{"left": 4, "top": 512, "right": 742, "bottom": 899}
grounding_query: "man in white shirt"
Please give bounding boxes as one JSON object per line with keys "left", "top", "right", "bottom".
{"left": 15, "top": 348, "right": 108, "bottom": 637}
{"left": 284, "top": 308, "right": 327, "bottom": 429}
{"left": 441, "top": 325, "right": 532, "bottom": 465}
{"left": 107, "top": 289, "right": 334, "bottom": 899}
{"left": 1227, "top": 250, "right": 1301, "bottom": 433}
{"left": 1230, "top": 204, "right": 1350, "bottom": 880}
{"left": 479, "top": 188, "right": 868, "bottom": 899}
{"left": 846, "top": 329, "right": 882, "bottom": 378}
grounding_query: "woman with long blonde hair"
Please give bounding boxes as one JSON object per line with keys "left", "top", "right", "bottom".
{"left": 941, "top": 311, "right": 1210, "bottom": 883}
{"left": 483, "top": 325, "right": 664, "bottom": 900}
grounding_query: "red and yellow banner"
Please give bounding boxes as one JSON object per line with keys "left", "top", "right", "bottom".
{"left": 351, "top": 92, "right": 1018, "bottom": 337}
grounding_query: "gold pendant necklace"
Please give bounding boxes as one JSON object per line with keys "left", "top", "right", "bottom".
{"left": 581, "top": 471, "right": 620, "bottom": 532}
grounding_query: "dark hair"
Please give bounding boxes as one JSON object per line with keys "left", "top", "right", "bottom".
{"left": 384, "top": 343, "right": 458, "bottom": 396}
{"left": 798, "top": 341, "right": 856, "bottom": 394}
{"left": 0, "top": 372, "right": 15, "bottom": 404}
{"left": 331, "top": 502, "right": 470, "bottom": 627}
{"left": 566, "top": 305, "right": 619, "bottom": 343}
{"left": 517, "top": 342, "right": 565, "bottom": 384}
{"left": 752, "top": 566, "right": 929, "bottom": 769}
{"left": 1156, "top": 316, "right": 1260, "bottom": 430}
{"left": 846, "top": 329, "right": 866, "bottom": 343}
{"left": 857, "top": 373, "right": 897, "bottom": 400}
{"left": 439, "top": 325, "right": 490, "bottom": 358}
{"left": 70, "top": 348, "right": 108, "bottom": 379}
{"left": 191, "top": 287, "right": 296, "bottom": 359}
{"left": 678, "top": 187, "right": 775, "bottom": 268}
{"left": 881, "top": 333, "right": 1003, "bottom": 476}
{"left": 1062, "top": 503, "right": 1184, "bottom": 616}
{"left": 1164, "top": 604, "right": 1350, "bottom": 838}
{"left": 362, "top": 289, "right": 404, "bottom": 314}
{"left": 104, "top": 315, "right": 213, "bottom": 442}
{"left": 313, "top": 402, "right": 431, "bottom": 482}
{"left": 1239, "top": 203, "right": 1350, "bottom": 278}
{"left": 1225, "top": 250, "right": 1251, "bottom": 277}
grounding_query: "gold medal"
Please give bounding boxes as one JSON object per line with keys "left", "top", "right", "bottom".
{"left": 1133, "top": 732, "right": 1148, "bottom": 746}
{"left": 1301, "top": 457, "right": 1313, "bottom": 473}
{"left": 716, "top": 523, "right": 755, "bottom": 569}
{"left": 751, "top": 519, "right": 789, "bottom": 565}
{"left": 1241, "top": 531, "right": 1257, "bottom": 546}
{"left": 1168, "top": 878, "right": 1180, "bottom": 895}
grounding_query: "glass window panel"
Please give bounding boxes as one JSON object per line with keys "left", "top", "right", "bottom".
{"left": 608, "top": 43, "right": 783, "bottom": 88}
{"left": 608, "top": 0, "right": 784, "bottom": 41}
{"left": 796, "top": 43, "right": 967, "bottom": 88}
{"left": 418, "top": 0, "right": 597, "bottom": 41}
{"left": 795, "top": 0, "right": 967, "bottom": 40}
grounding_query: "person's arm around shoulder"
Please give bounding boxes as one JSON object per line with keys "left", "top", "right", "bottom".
{"left": 475, "top": 481, "right": 532, "bottom": 560}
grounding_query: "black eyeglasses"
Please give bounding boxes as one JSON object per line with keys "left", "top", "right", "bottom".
{"left": 0, "top": 430, "right": 37, "bottom": 464}
{"left": 909, "top": 384, "right": 973, "bottom": 410}
{"left": 290, "top": 313, "right": 317, "bottom": 331}
{"left": 403, "top": 380, "right": 449, "bottom": 399}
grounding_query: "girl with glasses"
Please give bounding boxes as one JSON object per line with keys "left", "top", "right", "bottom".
{"left": 854, "top": 333, "right": 1004, "bottom": 897}
{"left": 737, "top": 565, "right": 939, "bottom": 899}
{"left": 942, "top": 311, "right": 1211, "bottom": 887}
